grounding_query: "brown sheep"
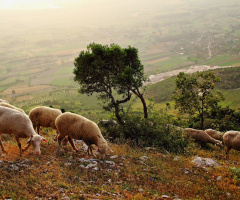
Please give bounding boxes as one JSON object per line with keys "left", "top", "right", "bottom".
{"left": 223, "top": 131, "right": 240, "bottom": 159}
{"left": 205, "top": 129, "right": 223, "bottom": 141}
{"left": 55, "top": 112, "right": 113, "bottom": 159}
{"left": 183, "top": 128, "right": 223, "bottom": 148}
{"left": 29, "top": 106, "right": 62, "bottom": 134}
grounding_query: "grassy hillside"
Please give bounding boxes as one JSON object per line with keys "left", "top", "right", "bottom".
{"left": 145, "top": 66, "right": 240, "bottom": 110}
{"left": 1, "top": 131, "right": 240, "bottom": 199}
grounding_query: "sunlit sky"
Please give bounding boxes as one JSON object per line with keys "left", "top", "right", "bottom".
{"left": 0, "top": 0, "right": 89, "bottom": 10}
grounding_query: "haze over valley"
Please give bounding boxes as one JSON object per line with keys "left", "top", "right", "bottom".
{"left": 0, "top": 0, "right": 240, "bottom": 115}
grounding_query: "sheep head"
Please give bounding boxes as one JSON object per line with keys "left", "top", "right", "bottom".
{"left": 27, "top": 135, "right": 47, "bottom": 155}
{"left": 96, "top": 143, "right": 113, "bottom": 159}
{"left": 215, "top": 141, "right": 224, "bottom": 148}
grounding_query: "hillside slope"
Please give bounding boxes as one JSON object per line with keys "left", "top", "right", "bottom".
{"left": 145, "top": 66, "right": 240, "bottom": 109}
{"left": 0, "top": 131, "right": 240, "bottom": 199}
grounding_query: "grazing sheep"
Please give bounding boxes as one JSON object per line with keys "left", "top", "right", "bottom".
{"left": 205, "top": 129, "right": 223, "bottom": 141}
{"left": 0, "top": 102, "right": 25, "bottom": 113}
{"left": 223, "top": 131, "right": 240, "bottom": 159}
{"left": 29, "top": 106, "right": 62, "bottom": 134}
{"left": 183, "top": 128, "right": 223, "bottom": 148}
{"left": 55, "top": 112, "right": 113, "bottom": 159}
{"left": 0, "top": 106, "right": 46, "bottom": 156}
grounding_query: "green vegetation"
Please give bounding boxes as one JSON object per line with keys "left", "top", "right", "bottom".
{"left": 74, "top": 43, "right": 147, "bottom": 123}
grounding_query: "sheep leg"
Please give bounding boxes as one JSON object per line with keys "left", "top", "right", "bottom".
{"left": 225, "top": 146, "right": 231, "bottom": 159}
{"left": 37, "top": 125, "right": 40, "bottom": 134}
{"left": 15, "top": 136, "right": 22, "bottom": 156}
{"left": 68, "top": 136, "right": 78, "bottom": 151}
{"left": 0, "top": 138, "right": 6, "bottom": 153}
{"left": 88, "top": 145, "right": 96, "bottom": 157}
{"left": 22, "top": 143, "right": 31, "bottom": 152}
{"left": 57, "top": 134, "right": 65, "bottom": 149}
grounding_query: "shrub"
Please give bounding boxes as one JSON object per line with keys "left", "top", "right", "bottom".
{"left": 104, "top": 111, "right": 188, "bottom": 153}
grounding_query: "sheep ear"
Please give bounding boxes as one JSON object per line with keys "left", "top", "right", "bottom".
{"left": 41, "top": 136, "right": 47, "bottom": 142}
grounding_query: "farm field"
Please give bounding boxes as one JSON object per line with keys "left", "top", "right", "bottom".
{"left": 0, "top": 0, "right": 240, "bottom": 114}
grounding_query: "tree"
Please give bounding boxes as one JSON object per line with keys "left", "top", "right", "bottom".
{"left": 73, "top": 43, "right": 147, "bottom": 124}
{"left": 172, "top": 72, "right": 224, "bottom": 129}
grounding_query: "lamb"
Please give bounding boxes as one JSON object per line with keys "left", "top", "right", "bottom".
{"left": 183, "top": 128, "right": 223, "bottom": 148}
{"left": 205, "top": 129, "right": 223, "bottom": 141}
{"left": 223, "top": 131, "right": 240, "bottom": 159}
{"left": 29, "top": 106, "right": 62, "bottom": 134}
{"left": 0, "top": 106, "right": 46, "bottom": 156}
{"left": 55, "top": 112, "right": 113, "bottom": 159}
{"left": 0, "top": 102, "right": 25, "bottom": 113}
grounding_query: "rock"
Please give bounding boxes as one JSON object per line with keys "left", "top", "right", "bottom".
{"left": 173, "top": 156, "right": 180, "bottom": 161}
{"left": 192, "top": 157, "right": 219, "bottom": 167}
{"left": 161, "top": 194, "right": 171, "bottom": 199}
{"left": 85, "top": 163, "right": 98, "bottom": 169}
{"left": 110, "top": 155, "right": 118, "bottom": 159}
{"left": 64, "top": 162, "right": 72, "bottom": 167}
{"left": 216, "top": 176, "right": 222, "bottom": 181}
{"left": 92, "top": 167, "right": 99, "bottom": 171}
{"left": 81, "top": 144, "right": 88, "bottom": 151}
{"left": 59, "top": 188, "right": 65, "bottom": 193}
{"left": 61, "top": 197, "right": 70, "bottom": 200}
{"left": 10, "top": 164, "right": 19, "bottom": 171}
{"left": 204, "top": 158, "right": 220, "bottom": 167}
{"left": 140, "top": 156, "right": 149, "bottom": 161}
{"left": 105, "top": 161, "right": 115, "bottom": 167}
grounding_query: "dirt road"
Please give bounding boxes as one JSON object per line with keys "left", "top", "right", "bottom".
{"left": 148, "top": 65, "right": 233, "bottom": 85}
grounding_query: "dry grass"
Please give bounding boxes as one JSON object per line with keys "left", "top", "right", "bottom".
{"left": 0, "top": 131, "right": 240, "bottom": 200}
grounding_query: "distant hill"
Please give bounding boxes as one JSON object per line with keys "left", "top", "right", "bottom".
{"left": 145, "top": 66, "right": 240, "bottom": 109}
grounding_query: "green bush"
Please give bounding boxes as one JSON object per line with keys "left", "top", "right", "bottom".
{"left": 104, "top": 111, "right": 188, "bottom": 153}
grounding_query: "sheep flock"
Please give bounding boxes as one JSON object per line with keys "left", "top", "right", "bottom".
{"left": 1, "top": 99, "right": 240, "bottom": 160}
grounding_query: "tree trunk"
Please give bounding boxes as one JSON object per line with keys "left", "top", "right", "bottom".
{"left": 114, "top": 103, "right": 124, "bottom": 125}
{"left": 132, "top": 90, "right": 148, "bottom": 119}
{"left": 139, "top": 94, "right": 148, "bottom": 119}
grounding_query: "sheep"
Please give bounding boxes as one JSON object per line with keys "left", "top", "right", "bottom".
{"left": 223, "top": 131, "right": 240, "bottom": 159}
{"left": 183, "top": 128, "right": 223, "bottom": 148}
{"left": 205, "top": 129, "right": 223, "bottom": 141}
{"left": 55, "top": 112, "right": 113, "bottom": 159}
{"left": 0, "top": 102, "right": 25, "bottom": 113}
{"left": 0, "top": 106, "right": 46, "bottom": 156}
{"left": 29, "top": 106, "right": 62, "bottom": 134}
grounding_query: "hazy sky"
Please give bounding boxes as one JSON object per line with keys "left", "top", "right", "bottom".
{"left": 0, "top": 0, "right": 92, "bottom": 10}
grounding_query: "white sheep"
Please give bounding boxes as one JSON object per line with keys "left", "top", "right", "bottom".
{"left": 223, "top": 131, "right": 240, "bottom": 159}
{"left": 0, "top": 106, "right": 46, "bottom": 156}
{"left": 29, "top": 106, "right": 62, "bottom": 134}
{"left": 55, "top": 112, "right": 113, "bottom": 159}
{"left": 0, "top": 102, "right": 25, "bottom": 113}
{"left": 205, "top": 129, "right": 223, "bottom": 141}
{"left": 183, "top": 128, "right": 223, "bottom": 148}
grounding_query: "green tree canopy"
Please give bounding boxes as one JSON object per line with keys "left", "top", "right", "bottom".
{"left": 172, "top": 71, "right": 224, "bottom": 129}
{"left": 73, "top": 43, "right": 147, "bottom": 123}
